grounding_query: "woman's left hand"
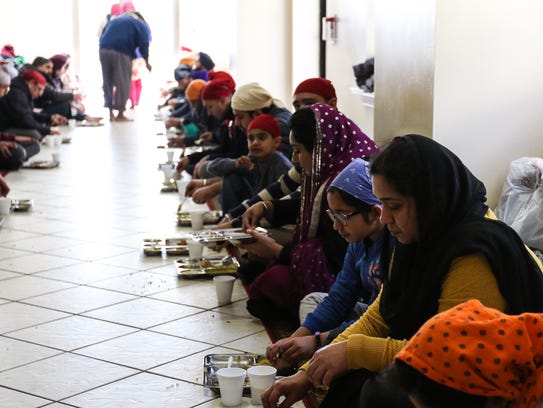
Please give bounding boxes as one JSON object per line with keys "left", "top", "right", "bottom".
{"left": 240, "top": 229, "right": 283, "bottom": 259}
{"left": 305, "top": 341, "right": 348, "bottom": 387}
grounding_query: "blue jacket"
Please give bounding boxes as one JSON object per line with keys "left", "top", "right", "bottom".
{"left": 99, "top": 15, "right": 150, "bottom": 59}
{"left": 302, "top": 230, "right": 391, "bottom": 333}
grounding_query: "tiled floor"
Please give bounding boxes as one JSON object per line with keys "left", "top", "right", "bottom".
{"left": 0, "top": 112, "right": 304, "bottom": 407}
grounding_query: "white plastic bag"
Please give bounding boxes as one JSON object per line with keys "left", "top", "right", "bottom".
{"left": 495, "top": 157, "right": 543, "bottom": 251}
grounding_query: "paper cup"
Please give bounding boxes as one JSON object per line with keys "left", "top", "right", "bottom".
{"left": 187, "top": 240, "right": 204, "bottom": 260}
{"left": 247, "top": 365, "right": 277, "bottom": 405}
{"left": 51, "top": 152, "right": 61, "bottom": 163}
{"left": 44, "top": 136, "right": 55, "bottom": 148}
{"left": 0, "top": 197, "right": 10, "bottom": 215}
{"left": 214, "top": 275, "right": 235, "bottom": 306}
{"left": 166, "top": 150, "right": 174, "bottom": 163}
{"left": 53, "top": 136, "right": 61, "bottom": 148}
{"left": 217, "top": 367, "right": 246, "bottom": 407}
{"left": 189, "top": 209, "right": 206, "bottom": 230}
{"left": 176, "top": 179, "right": 189, "bottom": 197}
{"left": 160, "top": 164, "right": 174, "bottom": 183}
{"left": 68, "top": 119, "right": 76, "bottom": 129}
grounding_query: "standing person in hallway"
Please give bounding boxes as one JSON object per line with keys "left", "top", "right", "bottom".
{"left": 99, "top": 3, "right": 151, "bottom": 121}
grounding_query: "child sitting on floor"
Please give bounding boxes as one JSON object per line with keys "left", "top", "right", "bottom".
{"left": 205, "top": 114, "right": 293, "bottom": 213}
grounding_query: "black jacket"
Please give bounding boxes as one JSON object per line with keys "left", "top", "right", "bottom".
{"left": 0, "top": 75, "right": 50, "bottom": 136}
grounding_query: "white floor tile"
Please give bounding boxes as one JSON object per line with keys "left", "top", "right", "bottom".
{"left": 8, "top": 315, "right": 136, "bottom": 351}
{"left": 75, "top": 330, "right": 211, "bottom": 370}
{"left": 24, "top": 285, "right": 137, "bottom": 314}
{"left": 0, "top": 353, "right": 136, "bottom": 400}
{"left": 62, "top": 372, "right": 215, "bottom": 408}
{"left": 82, "top": 297, "right": 202, "bottom": 328}
{"left": 0, "top": 386, "right": 51, "bottom": 408}
{"left": 0, "top": 336, "right": 60, "bottom": 372}
{"left": 0, "top": 114, "right": 289, "bottom": 407}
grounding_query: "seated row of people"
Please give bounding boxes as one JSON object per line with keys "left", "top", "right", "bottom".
{"left": 154, "top": 62, "right": 543, "bottom": 406}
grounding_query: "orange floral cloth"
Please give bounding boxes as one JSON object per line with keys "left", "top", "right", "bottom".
{"left": 395, "top": 299, "right": 543, "bottom": 407}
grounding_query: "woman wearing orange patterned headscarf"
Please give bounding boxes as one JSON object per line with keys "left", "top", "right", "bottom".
{"left": 384, "top": 299, "right": 543, "bottom": 408}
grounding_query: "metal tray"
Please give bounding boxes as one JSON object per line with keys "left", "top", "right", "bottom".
{"left": 203, "top": 353, "right": 265, "bottom": 394}
{"left": 22, "top": 160, "right": 59, "bottom": 169}
{"left": 140, "top": 237, "right": 189, "bottom": 256}
{"left": 11, "top": 199, "right": 33, "bottom": 212}
{"left": 177, "top": 210, "right": 222, "bottom": 227}
{"left": 189, "top": 227, "right": 268, "bottom": 247}
{"left": 176, "top": 256, "right": 239, "bottom": 278}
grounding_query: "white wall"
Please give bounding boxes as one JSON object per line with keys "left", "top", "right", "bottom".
{"left": 325, "top": 0, "right": 375, "bottom": 138}
{"left": 235, "top": 0, "right": 292, "bottom": 108}
{"left": 373, "top": 0, "right": 436, "bottom": 146}
{"left": 433, "top": 0, "right": 543, "bottom": 205}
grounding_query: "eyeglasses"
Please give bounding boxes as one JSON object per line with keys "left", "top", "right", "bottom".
{"left": 326, "top": 209, "right": 361, "bottom": 226}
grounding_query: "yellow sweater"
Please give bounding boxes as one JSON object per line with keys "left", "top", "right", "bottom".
{"left": 301, "top": 253, "right": 507, "bottom": 372}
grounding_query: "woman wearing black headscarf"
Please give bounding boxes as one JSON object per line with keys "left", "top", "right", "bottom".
{"left": 261, "top": 134, "right": 543, "bottom": 408}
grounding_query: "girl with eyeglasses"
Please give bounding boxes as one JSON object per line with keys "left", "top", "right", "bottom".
{"left": 265, "top": 158, "right": 393, "bottom": 371}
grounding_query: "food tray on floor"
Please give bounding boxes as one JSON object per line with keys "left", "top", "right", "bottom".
{"left": 203, "top": 353, "right": 267, "bottom": 394}
{"left": 140, "top": 237, "right": 189, "bottom": 256}
{"left": 176, "top": 210, "right": 222, "bottom": 226}
{"left": 11, "top": 199, "right": 33, "bottom": 212}
{"left": 22, "top": 160, "right": 59, "bottom": 169}
{"left": 176, "top": 255, "right": 239, "bottom": 278}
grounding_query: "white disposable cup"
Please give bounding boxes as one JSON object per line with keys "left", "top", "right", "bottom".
{"left": 247, "top": 365, "right": 277, "bottom": 405}
{"left": 0, "top": 197, "right": 10, "bottom": 215}
{"left": 216, "top": 367, "right": 246, "bottom": 407}
{"left": 187, "top": 240, "right": 204, "bottom": 259}
{"left": 176, "top": 179, "right": 189, "bottom": 197}
{"left": 68, "top": 119, "right": 76, "bottom": 129}
{"left": 51, "top": 152, "right": 61, "bottom": 163}
{"left": 214, "top": 275, "right": 235, "bottom": 306}
{"left": 44, "top": 136, "right": 55, "bottom": 148}
{"left": 166, "top": 150, "right": 174, "bottom": 163}
{"left": 53, "top": 136, "right": 61, "bottom": 148}
{"left": 189, "top": 209, "right": 206, "bottom": 230}
{"left": 160, "top": 164, "right": 174, "bottom": 183}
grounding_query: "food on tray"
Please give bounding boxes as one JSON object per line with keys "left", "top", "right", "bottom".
{"left": 199, "top": 259, "right": 213, "bottom": 267}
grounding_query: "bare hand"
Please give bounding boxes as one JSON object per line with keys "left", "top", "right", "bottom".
{"left": 0, "top": 141, "right": 15, "bottom": 157}
{"left": 305, "top": 341, "right": 348, "bottom": 387}
{"left": 242, "top": 202, "right": 267, "bottom": 230}
{"left": 261, "top": 371, "right": 311, "bottom": 408}
{"left": 165, "top": 117, "right": 181, "bottom": 129}
{"left": 185, "top": 180, "right": 203, "bottom": 197}
{"left": 240, "top": 229, "right": 283, "bottom": 259}
{"left": 51, "top": 114, "right": 68, "bottom": 125}
{"left": 192, "top": 185, "right": 216, "bottom": 204}
{"left": 267, "top": 336, "right": 316, "bottom": 366}
{"left": 167, "top": 137, "right": 184, "bottom": 148}
{"left": 235, "top": 155, "right": 253, "bottom": 169}
{"left": 213, "top": 218, "right": 232, "bottom": 229}
{"left": 199, "top": 132, "right": 213, "bottom": 143}
{"left": 176, "top": 156, "right": 189, "bottom": 172}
